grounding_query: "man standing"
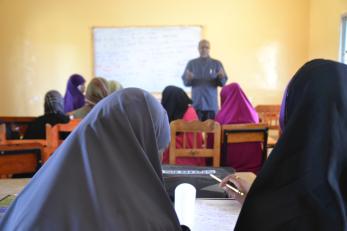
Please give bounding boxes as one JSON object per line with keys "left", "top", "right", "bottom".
{"left": 182, "top": 39, "right": 228, "bottom": 120}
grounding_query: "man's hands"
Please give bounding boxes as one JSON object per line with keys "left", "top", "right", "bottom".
{"left": 186, "top": 70, "right": 194, "bottom": 81}
{"left": 216, "top": 68, "right": 225, "bottom": 79}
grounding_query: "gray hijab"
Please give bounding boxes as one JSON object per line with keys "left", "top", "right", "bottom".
{"left": 44, "top": 90, "right": 64, "bottom": 114}
{"left": 0, "top": 88, "right": 181, "bottom": 231}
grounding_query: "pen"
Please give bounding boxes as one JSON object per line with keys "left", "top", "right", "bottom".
{"left": 209, "top": 174, "right": 244, "bottom": 196}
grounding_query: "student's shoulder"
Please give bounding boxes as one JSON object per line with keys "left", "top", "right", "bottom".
{"left": 50, "top": 113, "right": 70, "bottom": 124}
{"left": 70, "top": 106, "right": 89, "bottom": 119}
{"left": 70, "top": 108, "right": 82, "bottom": 118}
{"left": 33, "top": 114, "right": 68, "bottom": 127}
{"left": 32, "top": 115, "right": 46, "bottom": 124}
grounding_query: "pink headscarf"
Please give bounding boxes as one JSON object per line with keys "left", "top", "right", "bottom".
{"left": 216, "top": 83, "right": 259, "bottom": 124}
{"left": 215, "top": 83, "right": 262, "bottom": 173}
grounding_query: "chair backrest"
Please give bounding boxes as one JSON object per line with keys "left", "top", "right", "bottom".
{"left": 1, "top": 119, "right": 80, "bottom": 163}
{"left": 221, "top": 123, "right": 269, "bottom": 163}
{"left": 0, "top": 124, "right": 49, "bottom": 162}
{"left": 0, "top": 124, "right": 6, "bottom": 144}
{"left": 46, "top": 119, "right": 81, "bottom": 152}
{"left": 255, "top": 105, "right": 280, "bottom": 130}
{"left": 0, "top": 116, "right": 36, "bottom": 123}
{"left": 0, "top": 116, "right": 36, "bottom": 138}
{"left": 0, "top": 143, "right": 43, "bottom": 175}
{"left": 169, "top": 119, "right": 221, "bottom": 167}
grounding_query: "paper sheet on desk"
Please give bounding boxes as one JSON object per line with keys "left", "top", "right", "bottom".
{"left": 193, "top": 199, "right": 241, "bottom": 231}
{"left": 0, "top": 195, "right": 17, "bottom": 220}
{"left": 200, "top": 184, "right": 225, "bottom": 193}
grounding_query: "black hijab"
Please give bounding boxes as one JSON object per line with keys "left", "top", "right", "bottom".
{"left": 161, "top": 86, "right": 192, "bottom": 122}
{"left": 24, "top": 90, "right": 69, "bottom": 139}
{"left": 235, "top": 59, "right": 347, "bottom": 231}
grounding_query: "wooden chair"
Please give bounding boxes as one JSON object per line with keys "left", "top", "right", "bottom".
{"left": 0, "top": 123, "right": 6, "bottom": 144}
{"left": 0, "top": 116, "right": 36, "bottom": 138}
{"left": 46, "top": 119, "right": 81, "bottom": 154}
{"left": 0, "top": 116, "right": 36, "bottom": 123}
{"left": 221, "top": 123, "right": 269, "bottom": 164}
{"left": 169, "top": 119, "right": 221, "bottom": 167}
{"left": 0, "top": 143, "right": 43, "bottom": 176}
{"left": 0, "top": 124, "right": 49, "bottom": 162}
{"left": 1, "top": 119, "right": 80, "bottom": 162}
{"left": 255, "top": 105, "right": 281, "bottom": 147}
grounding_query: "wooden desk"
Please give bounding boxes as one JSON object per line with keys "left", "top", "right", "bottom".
{"left": 186, "top": 172, "right": 254, "bottom": 230}
{"left": 0, "top": 179, "right": 244, "bottom": 230}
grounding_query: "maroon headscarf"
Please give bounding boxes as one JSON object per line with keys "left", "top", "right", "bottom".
{"left": 215, "top": 83, "right": 262, "bottom": 173}
{"left": 216, "top": 83, "right": 259, "bottom": 124}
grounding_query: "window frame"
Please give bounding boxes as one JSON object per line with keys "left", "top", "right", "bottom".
{"left": 340, "top": 14, "right": 347, "bottom": 64}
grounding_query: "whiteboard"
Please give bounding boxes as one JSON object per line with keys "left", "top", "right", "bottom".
{"left": 93, "top": 26, "right": 201, "bottom": 92}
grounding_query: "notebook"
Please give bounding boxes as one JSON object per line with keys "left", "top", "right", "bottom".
{"left": 0, "top": 195, "right": 16, "bottom": 220}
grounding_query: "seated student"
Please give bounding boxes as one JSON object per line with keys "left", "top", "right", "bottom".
{"left": 70, "top": 77, "right": 109, "bottom": 119}
{"left": 215, "top": 83, "right": 262, "bottom": 173}
{"left": 0, "top": 88, "right": 188, "bottom": 231}
{"left": 220, "top": 60, "right": 347, "bottom": 231}
{"left": 107, "top": 79, "right": 123, "bottom": 93}
{"left": 161, "top": 86, "right": 205, "bottom": 166}
{"left": 64, "top": 74, "right": 86, "bottom": 113}
{"left": 24, "top": 90, "right": 70, "bottom": 139}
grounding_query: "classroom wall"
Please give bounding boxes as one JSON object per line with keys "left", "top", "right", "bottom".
{"left": 308, "top": 0, "right": 347, "bottom": 60}
{"left": 0, "top": 0, "right": 310, "bottom": 116}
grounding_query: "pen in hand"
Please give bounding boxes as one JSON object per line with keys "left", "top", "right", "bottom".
{"left": 209, "top": 174, "right": 244, "bottom": 196}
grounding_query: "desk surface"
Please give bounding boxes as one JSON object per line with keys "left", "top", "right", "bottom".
{"left": 0, "top": 178, "right": 243, "bottom": 230}
{"left": 0, "top": 178, "right": 30, "bottom": 199}
{"left": 194, "top": 199, "right": 241, "bottom": 230}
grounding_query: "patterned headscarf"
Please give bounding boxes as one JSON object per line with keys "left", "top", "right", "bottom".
{"left": 85, "top": 77, "right": 110, "bottom": 106}
{"left": 107, "top": 80, "right": 123, "bottom": 93}
{"left": 44, "top": 90, "right": 65, "bottom": 114}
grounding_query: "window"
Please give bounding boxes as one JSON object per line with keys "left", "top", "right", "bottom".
{"left": 340, "top": 16, "right": 347, "bottom": 64}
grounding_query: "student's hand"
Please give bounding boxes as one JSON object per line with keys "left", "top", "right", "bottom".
{"left": 216, "top": 68, "right": 225, "bottom": 79}
{"left": 219, "top": 174, "right": 250, "bottom": 205}
{"left": 186, "top": 70, "right": 194, "bottom": 81}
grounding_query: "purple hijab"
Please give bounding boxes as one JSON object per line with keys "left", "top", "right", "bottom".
{"left": 215, "top": 83, "right": 262, "bottom": 173}
{"left": 279, "top": 86, "right": 288, "bottom": 132}
{"left": 64, "top": 74, "right": 85, "bottom": 113}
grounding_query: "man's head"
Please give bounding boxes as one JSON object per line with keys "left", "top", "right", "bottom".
{"left": 198, "top": 39, "right": 210, "bottom": 58}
